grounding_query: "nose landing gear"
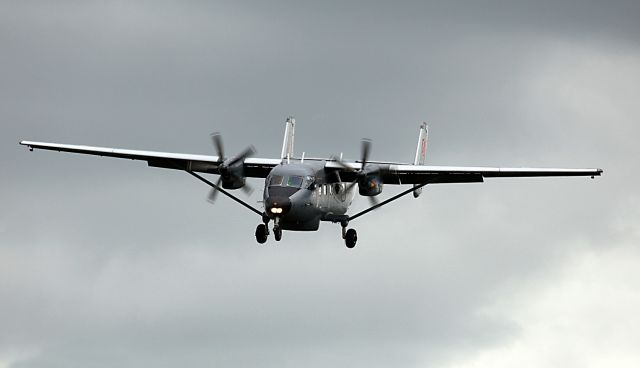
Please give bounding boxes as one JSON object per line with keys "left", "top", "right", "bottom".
{"left": 273, "top": 216, "right": 283, "bottom": 242}
{"left": 274, "top": 226, "right": 282, "bottom": 241}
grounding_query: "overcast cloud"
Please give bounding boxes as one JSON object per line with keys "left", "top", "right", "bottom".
{"left": 1, "top": 1, "right": 639, "bottom": 367}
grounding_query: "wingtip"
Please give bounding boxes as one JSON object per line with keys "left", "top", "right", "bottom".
{"left": 590, "top": 168, "right": 604, "bottom": 179}
{"left": 19, "top": 140, "right": 34, "bottom": 151}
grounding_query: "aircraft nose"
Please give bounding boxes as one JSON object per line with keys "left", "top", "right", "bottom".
{"left": 265, "top": 196, "right": 292, "bottom": 216}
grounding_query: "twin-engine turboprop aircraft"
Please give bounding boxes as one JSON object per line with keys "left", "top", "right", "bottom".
{"left": 20, "top": 117, "right": 602, "bottom": 248}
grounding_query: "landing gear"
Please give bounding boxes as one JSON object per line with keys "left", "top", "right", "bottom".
{"left": 274, "top": 226, "right": 282, "bottom": 241}
{"left": 255, "top": 223, "right": 268, "bottom": 244}
{"left": 273, "top": 216, "right": 283, "bottom": 241}
{"left": 255, "top": 216, "right": 283, "bottom": 244}
{"left": 344, "top": 228, "right": 357, "bottom": 248}
{"left": 340, "top": 220, "right": 357, "bottom": 248}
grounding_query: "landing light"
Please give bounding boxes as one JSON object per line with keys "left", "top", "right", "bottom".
{"left": 270, "top": 207, "right": 283, "bottom": 214}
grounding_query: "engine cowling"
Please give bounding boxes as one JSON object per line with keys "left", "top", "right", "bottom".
{"left": 221, "top": 175, "right": 246, "bottom": 190}
{"left": 219, "top": 161, "right": 247, "bottom": 190}
{"left": 358, "top": 174, "right": 383, "bottom": 196}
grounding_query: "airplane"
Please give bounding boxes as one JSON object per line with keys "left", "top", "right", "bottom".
{"left": 20, "top": 117, "right": 602, "bottom": 248}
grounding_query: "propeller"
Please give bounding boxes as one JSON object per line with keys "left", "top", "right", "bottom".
{"left": 333, "top": 139, "right": 381, "bottom": 207}
{"left": 207, "top": 132, "right": 255, "bottom": 204}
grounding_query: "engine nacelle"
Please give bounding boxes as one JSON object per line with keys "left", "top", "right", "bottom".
{"left": 221, "top": 176, "right": 246, "bottom": 190}
{"left": 219, "top": 161, "right": 247, "bottom": 190}
{"left": 358, "top": 175, "right": 383, "bottom": 196}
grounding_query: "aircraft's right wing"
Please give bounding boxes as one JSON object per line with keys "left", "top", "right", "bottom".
{"left": 19, "top": 141, "right": 281, "bottom": 178}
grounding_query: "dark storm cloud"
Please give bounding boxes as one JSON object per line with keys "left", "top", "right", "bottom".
{"left": 1, "top": 1, "right": 638, "bottom": 367}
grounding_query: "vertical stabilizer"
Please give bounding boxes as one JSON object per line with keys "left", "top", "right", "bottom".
{"left": 281, "top": 116, "right": 295, "bottom": 162}
{"left": 413, "top": 122, "right": 429, "bottom": 198}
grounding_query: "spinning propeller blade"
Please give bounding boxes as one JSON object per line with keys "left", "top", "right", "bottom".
{"left": 334, "top": 138, "right": 383, "bottom": 207}
{"left": 360, "top": 138, "right": 371, "bottom": 169}
{"left": 207, "top": 132, "right": 255, "bottom": 205}
{"left": 211, "top": 132, "right": 224, "bottom": 161}
{"left": 207, "top": 176, "right": 223, "bottom": 204}
{"left": 227, "top": 145, "right": 256, "bottom": 167}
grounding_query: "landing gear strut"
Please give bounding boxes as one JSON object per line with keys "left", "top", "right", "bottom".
{"left": 273, "top": 217, "right": 282, "bottom": 242}
{"left": 341, "top": 220, "right": 357, "bottom": 248}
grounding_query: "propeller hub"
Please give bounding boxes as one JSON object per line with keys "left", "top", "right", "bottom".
{"left": 218, "top": 163, "right": 229, "bottom": 177}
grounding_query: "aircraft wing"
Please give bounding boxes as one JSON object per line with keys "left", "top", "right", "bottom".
{"left": 325, "top": 161, "right": 603, "bottom": 184}
{"left": 19, "top": 141, "right": 281, "bottom": 178}
{"left": 384, "top": 164, "right": 603, "bottom": 184}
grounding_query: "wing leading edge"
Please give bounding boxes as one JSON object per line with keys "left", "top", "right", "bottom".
{"left": 19, "top": 141, "right": 280, "bottom": 178}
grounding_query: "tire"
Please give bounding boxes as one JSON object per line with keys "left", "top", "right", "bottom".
{"left": 255, "top": 224, "right": 268, "bottom": 244}
{"left": 274, "top": 227, "right": 282, "bottom": 242}
{"left": 345, "top": 228, "right": 357, "bottom": 248}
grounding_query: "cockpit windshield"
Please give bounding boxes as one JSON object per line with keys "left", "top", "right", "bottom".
{"left": 286, "top": 176, "right": 304, "bottom": 188}
{"left": 269, "top": 175, "right": 314, "bottom": 189}
{"left": 269, "top": 175, "right": 284, "bottom": 186}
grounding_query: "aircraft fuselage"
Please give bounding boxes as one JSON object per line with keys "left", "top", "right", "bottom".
{"left": 264, "top": 162, "right": 355, "bottom": 231}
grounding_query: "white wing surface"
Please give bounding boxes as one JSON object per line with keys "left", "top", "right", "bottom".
{"left": 19, "top": 141, "right": 280, "bottom": 178}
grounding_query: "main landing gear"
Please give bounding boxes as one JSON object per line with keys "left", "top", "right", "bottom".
{"left": 341, "top": 221, "right": 357, "bottom": 249}
{"left": 255, "top": 216, "right": 283, "bottom": 244}
{"left": 323, "top": 182, "right": 434, "bottom": 249}
{"left": 255, "top": 223, "right": 268, "bottom": 244}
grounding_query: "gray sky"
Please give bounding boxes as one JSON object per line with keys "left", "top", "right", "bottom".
{"left": 1, "top": 1, "right": 639, "bottom": 367}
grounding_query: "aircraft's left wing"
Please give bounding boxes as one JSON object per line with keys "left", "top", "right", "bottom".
{"left": 384, "top": 164, "right": 603, "bottom": 184}
{"left": 19, "top": 141, "right": 280, "bottom": 178}
{"left": 325, "top": 161, "right": 603, "bottom": 184}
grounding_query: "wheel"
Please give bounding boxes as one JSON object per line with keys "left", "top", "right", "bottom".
{"left": 345, "top": 228, "right": 357, "bottom": 248}
{"left": 274, "top": 226, "right": 282, "bottom": 242}
{"left": 255, "top": 224, "right": 268, "bottom": 244}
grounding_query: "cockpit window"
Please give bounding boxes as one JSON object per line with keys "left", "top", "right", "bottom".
{"left": 269, "top": 174, "right": 314, "bottom": 190}
{"left": 286, "top": 176, "right": 304, "bottom": 188}
{"left": 269, "top": 175, "right": 284, "bottom": 186}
